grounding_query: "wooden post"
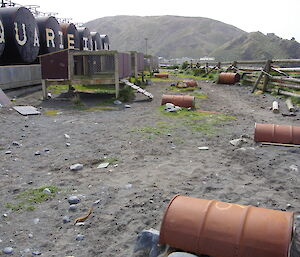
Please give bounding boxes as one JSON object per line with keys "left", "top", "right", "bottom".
{"left": 251, "top": 70, "right": 264, "bottom": 93}
{"left": 262, "top": 60, "right": 271, "bottom": 92}
{"left": 134, "top": 52, "right": 138, "bottom": 79}
{"left": 272, "top": 101, "right": 279, "bottom": 113}
{"left": 286, "top": 98, "right": 295, "bottom": 112}
{"left": 232, "top": 61, "right": 237, "bottom": 70}
{"left": 42, "top": 80, "right": 48, "bottom": 100}
{"left": 205, "top": 62, "right": 209, "bottom": 73}
{"left": 114, "top": 52, "right": 119, "bottom": 99}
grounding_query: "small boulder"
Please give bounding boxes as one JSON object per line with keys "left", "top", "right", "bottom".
{"left": 70, "top": 164, "right": 83, "bottom": 171}
{"left": 68, "top": 196, "right": 80, "bottom": 204}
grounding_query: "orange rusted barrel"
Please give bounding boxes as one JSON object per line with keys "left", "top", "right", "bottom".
{"left": 254, "top": 123, "right": 300, "bottom": 145}
{"left": 154, "top": 73, "right": 169, "bottom": 78}
{"left": 159, "top": 195, "right": 293, "bottom": 257}
{"left": 217, "top": 72, "right": 240, "bottom": 84}
{"left": 183, "top": 80, "right": 197, "bottom": 87}
{"left": 161, "top": 95, "right": 195, "bottom": 108}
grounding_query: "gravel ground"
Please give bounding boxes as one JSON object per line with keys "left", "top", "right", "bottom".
{"left": 0, "top": 76, "right": 300, "bottom": 257}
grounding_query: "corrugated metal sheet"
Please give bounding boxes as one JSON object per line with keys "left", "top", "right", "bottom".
{"left": 118, "top": 52, "right": 131, "bottom": 79}
{"left": 40, "top": 49, "right": 69, "bottom": 80}
{"left": 137, "top": 52, "right": 144, "bottom": 71}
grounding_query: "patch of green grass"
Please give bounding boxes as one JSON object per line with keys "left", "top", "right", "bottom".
{"left": 169, "top": 87, "right": 196, "bottom": 92}
{"left": 190, "top": 92, "right": 208, "bottom": 99}
{"left": 291, "top": 96, "right": 300, "bottom": 106}
{"left": 48, "top": 84, "right": 116, "bottom": 94}
{"left": 85, "top": 106, "right": 117, "bottom": 112}
{"left": 133, "top": 122, "right": 173, "bottom": 136}
{"left": 159, "top": 107, "right": 236, "bottom": 135}
{"left": 5, "top": 186, "right": 59, "bottom": 212}
{"left": 151, "top": 77, "right": 171, "bottom": 82}
{"left": 71, "top": 94, "right": 84, "bottom": 107}
{"left": 44, "top": 110, "right": 62, "bottom": 116}
{"left": 48, "top": 85, "right": 69, "bottom": 94}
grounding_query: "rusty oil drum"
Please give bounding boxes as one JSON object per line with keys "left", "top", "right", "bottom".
{"left": 78, "top": 27, "right": 92, "bottom": 51}
{"left": 60, "top": 23, "right": 79, "bottom": 50}
{"left": 161, "top": 94, "right": 195, "bottom": 108}
{"left": 36, "top": 16, "right": 64, "bottom": 55}
{"left": 217, "top": 72, "right": 240, "bottom": 84}
{"left": 183, "top": 80, "right": 197, "bottom": 87}
{"left": 159, "top": 195, "right": 293, "bottom": 257}
{"left": 0, "top": 7, "right": 40, "bottom": 64}
{"left": 91, "top": 32, "right": 102, "bottom": 51}
{"left": 254, "top": 123, "right": 300, "bottom": 144}
{"left": 154, "top": 73, "right": 169, "bottom": 78}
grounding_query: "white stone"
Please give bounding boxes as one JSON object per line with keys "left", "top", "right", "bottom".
{"left": 70, "top": 164, "right": 83, "bottom": 171}
{"left": 97, "top": 163, "right": 110, "bottom": 169}
{"left": 198, "top": 146, "right": 209, "bottom": 150}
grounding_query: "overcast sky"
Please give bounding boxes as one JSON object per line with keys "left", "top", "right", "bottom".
{"left": 15, "top": 0, "right": 300, "bottom": 41}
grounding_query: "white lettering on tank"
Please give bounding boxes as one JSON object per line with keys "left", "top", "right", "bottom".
{"left": 58, "top": 31, "right": 64, "bottom": 49}
{"left": 46, "top": 28, "right": 55, "bottom": 48}
{"left": 67, "top": 34, "right": 75, "bottom": 49}
{"left": 14, "top": 22, "right": 27, "bottom": 46}
{"left": 83, "top": 37, "right": 89, "bottom": 50}
{"left": 0, "top": 20, "right": 5, "bottom": 43}
{"left": 33, "top": 27, "right": 40, "bottom": 47}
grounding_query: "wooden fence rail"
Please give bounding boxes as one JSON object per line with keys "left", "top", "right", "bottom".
{"left": 194, "top": 58, "right": 300, "bottom": 98}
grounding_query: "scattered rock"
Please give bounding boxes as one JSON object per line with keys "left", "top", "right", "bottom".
{"left": 93, "top": 199, "right": 101, "bottom": 205}
{"left": 3, "top": 247, "right": 13, "bottom": 254}
{"left": 230, "top": 138, "right": 246, "bottom": 147}
{"left": 165, "top": 103, "right": 175, "bottom": 109}
{"left": 64, "top": 134, "right": 70, "bottom": 139}
{"left": 32, "top": 251, "right": 42, "bottom": 255}
{"left": 134, "top": 228, "right": 161, "bottom": 256}
{"left": 12, "top": 141, "right": 21, "bottom": 146}
{"left": 125, "top": 184, "right": 132, "bottom": 189}
{"left": 3, "top": 213, "right": 8, "bottom": 218}
{"left": 125, "top": 104, "right": 131, "bottom": 108}
{"left": 44, "top": 149, "right": 50, "bottom": 153}
{"left": 198, "top": 146, "right": 209, "bottom": 150}
{"left": 68, "top": 196, "right": 80, "bottom": 204}
{"left": 66, "top": 143, "right": 71, "bottom": 147}
{"left": 43, "top": 188, "right": 51, "bottom": 194}
{"left": 114, "top": 100, "right": 122, "bottom": 105}
{"left": 75, "top": 222, "right": 85, "bottom": 226}
{"left": 34, "top": 151, "right": 41, "bottom": 156}
{"left": 75, "top": 234, "right": 85, "bottom": 241}
{"left": 97, "top": 162, "right": 110, "bottom": 169}
{"left": 28, "top": 234, "right": 33, "bottom": 238}
{"left": 69, "top": 205, "right": 77, "bottom": 212}
{"left": 287, "top": 204, "right": 292, "bottom": 209}
{"left": 70, "top": 164, "right": 83, "bottom": 171}
{"left": 168, "top": 252, "right": 199, "bottom": 257}
{"left": 33, "top": 218, "right": 40, "bottom": 224}
{"left": 63, "top": 216, "right": 71, "bottom": 223}
{"left": 5, "top": 151, "right": 12, "bottom": 155}
{"left": 237, "top": 147, "right": 256, "bottom": 152}
{"left": 290, "top": 165, "right": 298, "bottom": 172}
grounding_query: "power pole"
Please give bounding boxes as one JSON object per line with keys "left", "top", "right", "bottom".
{"left": 145, "top": 37, "right": 148, "bottom": 56}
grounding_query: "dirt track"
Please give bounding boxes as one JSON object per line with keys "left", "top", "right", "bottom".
{"left": 0, "top": 76, "right": 300, "bottom": 257}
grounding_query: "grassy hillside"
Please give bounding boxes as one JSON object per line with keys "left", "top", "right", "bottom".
{"left": 210, "top": 32, "right": 300, "bottom": 61}
{"left": 85, "top": 15, "right": 245, "bottom": 58}
{"left": 85, "top": 15, "right": 300, "bottom": 60}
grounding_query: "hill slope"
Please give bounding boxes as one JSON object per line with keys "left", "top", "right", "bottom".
{"left": 85, "top": 15, "right": 300, "bottom": 60}
{"left": 85, "top": 15, "right": 245, "bottom": 58}
{"left": 210, "top": 32, "right": 300, "bottom": 61}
